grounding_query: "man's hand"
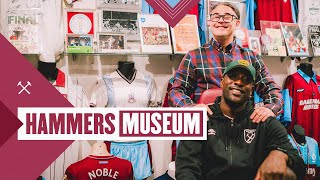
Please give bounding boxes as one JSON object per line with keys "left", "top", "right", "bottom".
{"left": 250, "top": 107, "right": 275, "bottom": 123}
{"left": 194, "top": 103, "right": 213, "bottom": 116}
{"left": 254, "top": 150, "right": 288, "bottom": 180}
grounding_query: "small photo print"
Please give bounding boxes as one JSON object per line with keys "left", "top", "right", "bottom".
{"left": 98, "top": 33, "right": 127, "bottom": 52}
{"left": 66, "top": 35, "right": 93, "bottom": 53}
{"left": 141, "top": 27, "right": 169, "bottom": 45}
{"left": 249, "top": 37, "right": 261, "bottom": 55}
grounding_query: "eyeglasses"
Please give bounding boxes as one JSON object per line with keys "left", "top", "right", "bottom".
{"left": 209, "top": 13, "right": 238, "bottom": 23}
{"left": 226, "top": 70, "right": 253, "bottom": 85}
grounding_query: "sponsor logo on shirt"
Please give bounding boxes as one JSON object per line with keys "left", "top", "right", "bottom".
{"left": 307, "top": 167, "right": 316, "bottom": 177}
{"left": 208, "top": 128, "right": 216, "bottom": 135}
{"left": 299, "top": 99, "right": 320, "bottom": 110}
{"left": 244, "top": 129, "right": 256, "bottom": 144}
{"left": 296, "top": 88, "right": 304, "bottom": 92}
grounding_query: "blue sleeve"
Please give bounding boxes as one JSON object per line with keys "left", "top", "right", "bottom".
{"left": 142, "top": 0, "right": 154, "bottom": 14}
{"left": 281, "top": 89, "right": 292, "bottom": 126}
{"left": 245, "top": 0, "right": 256, "bottom": 30}
{"left": 198, "top": 0, "right": 207, "bottom": 45}
{"left": 290, "top": 0, "right": 297, "bottom": 23}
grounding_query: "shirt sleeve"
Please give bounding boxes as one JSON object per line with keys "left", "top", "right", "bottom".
{"left": 90, "top": 79, "right": 108, "bottom": 107}
{"left": 175, "top": 140, "right": 206, "bottom": 180}
{"left": 253, "top": 55, "right": 283, "bottom": 116}
{"left": 265, "top": 118, "right": 306, "bottom": 180}
{"left": 281, "top": 75, "right": 293, "bottom": 126}
{"left": 168, "top": 53, "right": 197, "bottom": 107}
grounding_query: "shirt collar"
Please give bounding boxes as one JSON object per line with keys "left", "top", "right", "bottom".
{"left": 297, "top": 69, "right": 317, "bottom": 84}
{"left": 209, "top": 37, "right": 236, "bottom": 53}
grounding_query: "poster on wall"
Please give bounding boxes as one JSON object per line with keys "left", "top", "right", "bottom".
{"left": 67, "top": 11, "right": 94, "bottom": 35}
{"left": 98, "top": 33, "right": 127, "bottom": 53}
{"left": 139, "top": 14, "right": 172, "bottom": 54}
{"left": 66, "top": 34, "right": 93, "bottom": 53}
{"left": 97, "top": 0, "right": 141, "bottom": 12}
{"left": 100, "top": 10, "right": 139, "bottom": 41}
{"left": 260, "top": 21, "right": 286, "bottom": 56}
{"left": 170, "top": 15, "right": 200, "bottom": 54}
{"left": 309, "top": 25, "right": 320, "bottom": 56}
{"left": 281, "top": 22, "right": 309, "bottom": 57}
{"left": 7, "top": 14, "right": 40, "bottom": 54}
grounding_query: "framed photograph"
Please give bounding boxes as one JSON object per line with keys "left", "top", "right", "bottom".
{"left": 139, "top": 14, "right": 172, "bottom": 54}
{"left": 66, "top": 34, "right": 93, "bottom": 53}
{"left": 281, "top": 22, "right": 309, "bottom": 57}
{"left": 98, "top": 33, "right": 127, "bottom": 53}
{"left": 7, "top": 14, "right": 40, "bottom": 54}
{"left": 235, "top": 28, "right": 249, "bottom": 48}
{"left": 249, "top": 37, "right": 261, "bottom": 55}
{"left": 67, "top": 11, "right": 94, "bottom": 35}
{"left": 97, "top": 0, "right": 141, "bottom": 12}
{"left": 309, "top": 25, "right": 320, "bottom": 56}
{"left": 100, "top": 10, "right": 139, "bottom": 41}
{"left": 260, "top": 21, "right": 287, "bottom": 56}
{"left": 170, "top": 15, "right": 200, "bottom": 54}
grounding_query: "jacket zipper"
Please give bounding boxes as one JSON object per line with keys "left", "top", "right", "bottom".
{"left": 230, "top": 119, "right": 233, "bottom": 165}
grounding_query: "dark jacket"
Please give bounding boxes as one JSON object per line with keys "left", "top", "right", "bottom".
{"left": 176, "top": 97, "right": 305, "bottom": 180}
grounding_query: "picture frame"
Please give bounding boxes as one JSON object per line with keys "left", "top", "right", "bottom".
{"left": 99, "top": 10, "right": 139, "bottom": 41}
{"left": 170, "top": 15, "right": 200, "bottom": 54}
{"left": 249, "top": 37, "right": 262, "bottom": 55}
{"left": 67, "top": 11, "right": 94, "bottom": 35}
{"left": 97, "top": 0, "right": 141, "bottom": 12}
{"left": 281, "top": 22, "right": 309, "bottom": 57}
{"left": 139, "top": 14, "right": 172, "bottom": 54}
{"left": 66, "top": 34, "right": 93, "bottom": 53}
{"left": 309, "top": 25, "right": 320, "bottom": 56}
{"left": 97, "top": 33, "right": 127, "bottom": 53}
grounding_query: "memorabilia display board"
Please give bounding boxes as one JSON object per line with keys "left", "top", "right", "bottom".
{"left": 281, "top": 22, "right": 309, "bottom": 57}
{"left": 7, "top": 14, "right": 40, "bottom": 54}
{"left": 139, "top": 14, "right": 172, "bottom": 54}
{"left": 99, "top": 10, "right": 139, "bottom": 41}
{"left": 309, "top": 25, "right": 320, "bottom": 56}
{"left": 260, "top": 20, "right": 287, "bottom": 56}
{"left": 170, "top": 15, "right": 200, "bottom": 54}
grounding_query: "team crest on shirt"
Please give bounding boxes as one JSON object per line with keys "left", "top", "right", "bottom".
{"left": 128, "top": 91, "right": 136, "bottom": 103}
{"left": 244, "top": 129, "right": 256, "bottom": 144}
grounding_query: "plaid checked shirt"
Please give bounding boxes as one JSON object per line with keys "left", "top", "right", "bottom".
{"left": 168, "top": 38, "right": 283, "bottom": 115}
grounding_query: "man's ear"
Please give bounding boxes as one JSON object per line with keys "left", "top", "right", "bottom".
{"left": 220, "top": 78, "right": 224, "bottom": 88}
{"left": 235, "top": 20, "right": 240, "bottom": 28}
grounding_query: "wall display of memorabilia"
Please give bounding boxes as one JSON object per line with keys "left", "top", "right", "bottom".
{"left": 97, "top": 33, "right": 127, "bottom": 53}
{"left": 281, "top": 22, "right": 309, "bottom": 57}
{"left": 66, "top": 34, "right": 93, "bottom": 53}
{"left": 309, "top": 25, "right": 320, "bottom": 56}
{"left": 249, "top": 37, "right": 261, "bottom": 55}
{"left": 139, "top": 14, "right": 172, "bottom": 54}
{"left": 99, "top": 10, "right": 139, "bottom": 41}
{"left": 7, "top": 14, "right": 40, "bottom": 54}
{"left": 235, "top": 28, "right": 249, "bottom": 48}
{"left": 67, "top": 11, "right": 94, "bottom": 35}
{"left": 260, "top": 21, "right": 286, "bottom": 56}
{"left": 97, "top": 0, "right": 141, "bottom": 12}
{"left": 170, "top": 15, "right": 200, "bottom": 54}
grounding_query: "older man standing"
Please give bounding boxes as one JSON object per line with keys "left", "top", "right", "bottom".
{"left": 169, "top": 2, "right": 282, "bottom": 122}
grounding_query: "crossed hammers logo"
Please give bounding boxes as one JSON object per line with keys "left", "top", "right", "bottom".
{"left": 17, "top": 81, "right": 32, "bottom": 94}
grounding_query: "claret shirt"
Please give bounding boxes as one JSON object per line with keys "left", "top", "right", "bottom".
{"left": 65, "top": 155, "right": 133, "bottom": 180}
{"left": 282, "top": 69, "right": 320, "bottom": 143}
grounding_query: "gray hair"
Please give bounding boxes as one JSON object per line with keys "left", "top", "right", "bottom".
{"left": 211, "top": 2, "right": 240, "bottom": 20}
